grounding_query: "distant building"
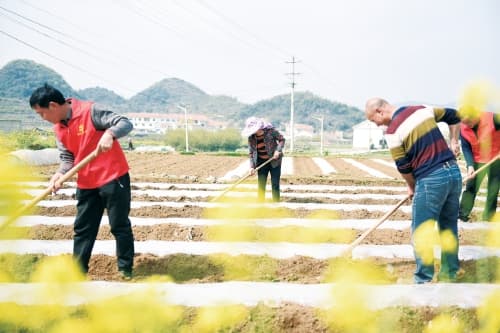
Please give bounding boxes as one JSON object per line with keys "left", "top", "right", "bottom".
{"left": 284, "top": 123, "right": 314, "bottom": 138}
{"left": 352, "top": 120, "right": 385, "bottom": 149}
{"left": 127, "top": 113, "right": 228, "bottom": 134}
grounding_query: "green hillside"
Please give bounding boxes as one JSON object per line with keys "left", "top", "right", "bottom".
{"left": 0, "top": 59, "right": 80, "bottom": 101}
{"left": 0, "top": 59, "right": 363, "bottom": 133}
{"left": 236, "top": 91, "right": 364, "bottom": 132}
{"left": 78, "top": 87, "right": 126, "bottom": 109}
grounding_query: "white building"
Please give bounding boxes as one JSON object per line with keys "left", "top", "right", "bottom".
{"left": 127, "top": 113, "right": 227, "bottom": 134}
{"left": 352, "top": 120, "right": 385, "bottom": 149}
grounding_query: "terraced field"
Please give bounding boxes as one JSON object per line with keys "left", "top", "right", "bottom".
{"left": 1, "top": 152, "right": 499, "bottom": 332}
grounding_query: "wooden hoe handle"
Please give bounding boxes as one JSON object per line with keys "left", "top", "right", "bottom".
{"left": 1, "top": 148, "right": 100, "bottom": 229}
{"left": 211, "top": 158, "right": 274, "bottom": 202}
{"left": 341, "top": 195, "right": 411, "bottom": 257}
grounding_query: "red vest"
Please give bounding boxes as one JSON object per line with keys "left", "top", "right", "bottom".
{"left": 54, "top": 99, "right": 129, "bottom": 189}
{"left": 461, "top": 112, "right": 500, "bottom": 163}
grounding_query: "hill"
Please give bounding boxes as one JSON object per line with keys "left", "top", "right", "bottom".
{"left": 236, "top": 91, "right": 364, "bottom": 132}
{"left": 127, "top": 78, "right": 244, "bottom": 116}
{"left": 77, "top": 87, "right": 126, "bottom": 109}
{"left": 0, "top": 59, "right": 364, "bottom": 133}
{"left": 0, "top": 59, "right": 81, "bottom": 101}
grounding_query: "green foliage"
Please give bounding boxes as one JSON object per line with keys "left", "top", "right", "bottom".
{"left": 4, "top": 129, "right": 55, "bottom": 150}
{"left": 0, "top": 60, "right": 364, "bottom": 134}
{"left": 77, "top": 87, "right": 126, "bottom": 109}
{"left": 0, "top": 60, "right": 80, "bottom": 100}
{"left": 236, "top": 91, "right": 364, "bottom": 132}
{"left": 165, "top": 128, "right": 242, "bottom": 152}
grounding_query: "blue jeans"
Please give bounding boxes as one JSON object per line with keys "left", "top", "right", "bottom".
{"left": 411, "top": 162, "right": 462, "bottom": 283}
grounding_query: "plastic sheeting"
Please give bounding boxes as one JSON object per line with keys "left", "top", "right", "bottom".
{"left": 9, "top": 148, "right": 59, "bottom": 166}
{"left": 10, "top": 216, "right": 494, "bottom": 230}
{"left": 0, "top": 240, "right": 498, "bottom": 260}
{"left": 0, "top": 281, "right": 497, "bottom": 309}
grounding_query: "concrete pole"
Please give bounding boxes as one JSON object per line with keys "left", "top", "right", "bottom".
{"left": 177, "top": 104, "right": 189, "bottom": 152}
{"left": 290, "top": 87, "right": 294, "bottom": 153}
{"left": 313, "top": 116, "right": 324, "bottom": 156}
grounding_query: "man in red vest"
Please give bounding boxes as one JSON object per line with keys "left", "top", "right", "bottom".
{"left": 458, "top": 110, "right": 500, "bottom": 222}
{"left": 30, "top": 84, "right": 135, "bottom": 279}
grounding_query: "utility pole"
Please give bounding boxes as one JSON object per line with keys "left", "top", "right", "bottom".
{"left": 177, "top": 104, "right": 189, "bottom": 152}
{"left": 286, "top": 56, "right": 300, "bottom": 153}
{"left": 313, "top": 115, "right": 324, "bottom": 156}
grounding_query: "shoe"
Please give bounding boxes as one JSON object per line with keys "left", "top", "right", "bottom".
{"left": 118, "top": 269, "right": 133, "bottom": 281}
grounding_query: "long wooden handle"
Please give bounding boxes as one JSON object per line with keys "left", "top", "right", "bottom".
{"left": 462, "top": 153, "right": 500, "bottom": 183}
{"left": 211, "top": 158, "right": 274, "bottom": 202}
{"left": 1, "top": 148, "right": 100, "bottom": 229}
{"left": 341, "top": 195, "right": 410, "bottom": 257}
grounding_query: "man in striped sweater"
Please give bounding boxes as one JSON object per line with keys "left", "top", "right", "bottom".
{"left": 365, "top": 98, "right": 462, "bottom": 284}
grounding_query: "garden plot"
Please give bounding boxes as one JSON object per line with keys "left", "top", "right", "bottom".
{"left": 2, "top": 153, "right": 499, "bottom": 332}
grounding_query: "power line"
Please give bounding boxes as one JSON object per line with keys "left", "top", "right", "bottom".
{"left": 0, "top": 10, "right": 119, "bottom": 69}
{"left": 5, "top": 2, "right": 175, "bottom": 78}
{"left": 170, "top": 0, "right": 266, "bottom": 57}
{"left": 195, "top": 0, "right": 292, "bottom": 60}
{"left": 0, "top": 29, "right": 134, "bottom": 94}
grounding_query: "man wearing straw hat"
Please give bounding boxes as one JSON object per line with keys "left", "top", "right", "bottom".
{"left": 242, "top": 117, "right": 285, "bottom": 202}
{"left": 365, "top": 98, "right": 462, "bottom": 284}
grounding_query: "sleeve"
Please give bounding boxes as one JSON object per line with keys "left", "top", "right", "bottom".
{"left": 460, "top": 132, "right": 474, "bottom": 167}
{"left": 434, "top": 107, "right": 461, "bottom": 125}
{"left": 55, "top": 137, "right": 75, "bottom": 174}
{"left": 91, "top": 104, "right": 133, "bottom": 138}
{"left": 273, "top": 129, "right": 285, "bottom": 152}
{"left": 248, "top": 136, "right": 256, "bottom": 168}
{"left": 385, "top": 132, "right": 412, "bottom": 174}
{"left": 494, "top": 113, "right": 500, "bottom": 130}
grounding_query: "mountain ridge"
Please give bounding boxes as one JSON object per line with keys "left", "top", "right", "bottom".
{"left": 0, "top": 59, "right": 364, "bottom": 132}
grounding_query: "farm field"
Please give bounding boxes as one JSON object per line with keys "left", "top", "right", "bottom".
{"left": 1, "top": 152, "right": 499, "bottom": 332}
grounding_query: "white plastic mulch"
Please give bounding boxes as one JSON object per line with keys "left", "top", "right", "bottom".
{"left": 0, "top": 240, "right": 498, "bottom": 260}
{"left": 0, "top": 281, "right": 497, "bottom": 309}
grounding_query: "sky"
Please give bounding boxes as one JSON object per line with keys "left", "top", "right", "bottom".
{"left": 0, "top": 0, "right": 499, "bottom": 109}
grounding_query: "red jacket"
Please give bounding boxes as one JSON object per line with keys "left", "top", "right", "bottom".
{"left": 461, "top": 112, "right": 500, "bottom": 163}
{"left": 54, "top": 99, "right": 129, "bottom": 189}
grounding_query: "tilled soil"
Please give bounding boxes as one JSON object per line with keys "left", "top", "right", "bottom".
{"left": 12, "top": 154, "right": 496, "bottom": 333}
{"left": 26, "top": 224, "right": 489, "bottom": 246}
{"left": 85, "top": 255, "right": 498, "bottom": 284}
{"left": 34, "top": 205, "right": 414, "bottom": 220}
{"left": 49, "top": 192, "right": 410, "bottom": 205}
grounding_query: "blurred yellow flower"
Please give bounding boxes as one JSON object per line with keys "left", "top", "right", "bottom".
{"left": 458, "top": 80, "right": 493, "bottom": 121}
{"left": 191, "top": 304, "right": 247, "bottom": 333}
{"left": 476, "top": 290, "right": 500, "bottom": 333}
{"left": 423, "top": 313, "right": 464, "bottom": 333}
{"left": 321, "top": 283, "right": 376, "bottom": 333}
{"left": 86, "top": 290, "right": 183, "bottom": 333}
{"left": 413, "top": 220, "right": 439, "bottom": 266}
{"left": 440, "top": 229, "right": 458, "bottom": 255}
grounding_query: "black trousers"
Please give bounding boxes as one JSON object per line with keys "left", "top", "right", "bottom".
{"left": 257, "top": 158, "right": 281, "bottom": 202}
{"left": 73, "top": 173, "right": 134, "bottom": 273}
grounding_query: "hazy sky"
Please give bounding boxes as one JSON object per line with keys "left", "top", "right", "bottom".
{"left": 0, "top": 0, "right": 498, "bottom": 109}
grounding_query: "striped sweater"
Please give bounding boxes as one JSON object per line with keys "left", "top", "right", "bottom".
{"left": 385, "top": 105, "right": 460, "bottom": 180}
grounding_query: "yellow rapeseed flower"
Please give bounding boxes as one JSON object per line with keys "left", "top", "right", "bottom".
{"left": 190, "top": 304, "right": 247, "bottom": 333}
{"left": 413, "top": 220, "right": 439, "bottom": 266}
{"left": 423, "top": 313, "right": 464, "bottom": 333}
{"left": 476, "top": 290, "right": 500, "bottom": 333}
{"left": 458, "top": 80, "right": 493, "bottom": 121}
